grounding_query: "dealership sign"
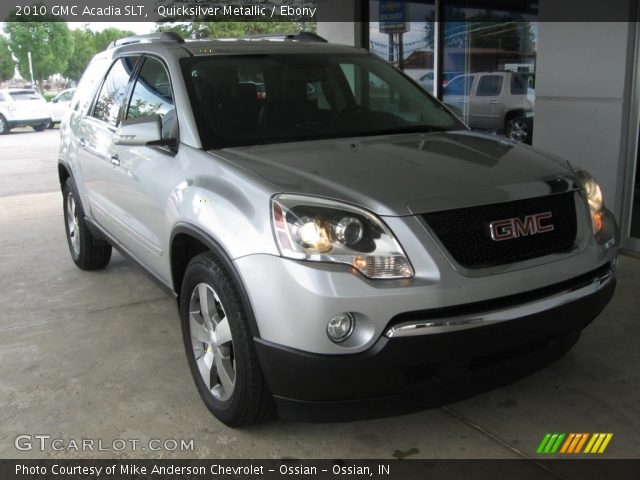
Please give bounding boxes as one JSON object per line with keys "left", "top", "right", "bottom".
{"left": 379, "top": 0, "right": 408, "bottom": 34}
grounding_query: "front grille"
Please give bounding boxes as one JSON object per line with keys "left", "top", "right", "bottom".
{"left": 422, "top": 192, "right": 578, "bottom": 268}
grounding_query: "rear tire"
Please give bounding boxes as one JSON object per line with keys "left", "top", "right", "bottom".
{"left": 506, "top": 116, "right": 530, "bottom": 144}
{"left": 180, "top": 252, "right": 275, "bottom": 427}
{"left": 62, "top": 178, "right": 112, "bottom": 270}
{"left": 33, "top": 120, "right": 51, "bottom": 132}
{"left": 0, "top": 115, "right": 9, "bottom": 134}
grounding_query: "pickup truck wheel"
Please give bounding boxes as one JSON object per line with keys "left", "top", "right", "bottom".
{"left": 33, "top": 120, "right": 51, "bottom": 132}
{"left": 506, "top": 117, "right": 529, "bottom": 143}
{"left": 0, "top": 115, "right": 9, "bottom": 134}
{"left": 62, "top": 178, "right": 112, "bottom": 270}
{"left": 180, "top": 252, "right": 275, "bottom": 427}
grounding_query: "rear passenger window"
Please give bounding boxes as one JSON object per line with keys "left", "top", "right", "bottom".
{"left": 92, "top": 56, "right": 139, "bottom": 127}
{"left": 126, "top": 57, "right": 176, "bottom": 139}
{"left": 510, "top": 73, "right": 528, "bottom": 95}
{"left": 476, "top": 75, "right": 503, "bottom": 96}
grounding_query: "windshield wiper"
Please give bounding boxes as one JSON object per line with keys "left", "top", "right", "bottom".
{"left": 350, "top": 125, "right": 456, "bottom": 137}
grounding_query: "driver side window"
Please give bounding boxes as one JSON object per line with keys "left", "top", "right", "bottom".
{"left": 126, "top": 57, "right": 177, "bottom": 141}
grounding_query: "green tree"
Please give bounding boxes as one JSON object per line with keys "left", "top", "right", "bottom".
{"left": 0, "top": 36, "right": 15, "bottom": 81}
{"left": 62, "top": 27, "right": 134, "bottom": 81}
{"left": 63, "top": 29, "right": 95, "bottom": 81}
{"left": 157, "top": 21, "right": 315, "bottom": 40}
{"left": 93, "top": 27, "right": 136, "bottom": 52}
{"left": 4, "top": 16, "right": 72, "bottom": 88}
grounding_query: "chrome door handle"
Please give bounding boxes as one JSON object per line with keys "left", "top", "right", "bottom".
{"left": 110, "top": 154, "right": 120, "bottom": 167}
{"left": 79, "top": 137, "right": 86, "bottom": 147}
{"left": 490, "top": 100, "right": 500, "bottom": 104}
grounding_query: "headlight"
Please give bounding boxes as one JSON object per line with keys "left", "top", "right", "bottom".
{"left": 271, "top": 194, "right": 414, "bottom": 279}
{"left": 576, "top": 171, "right": 605, "bottom": 235}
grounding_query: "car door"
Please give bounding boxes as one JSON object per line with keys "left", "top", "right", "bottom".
{"left": 51, "top": 89, "right": 74, "bottom": 122}
{"left": 75, "top": 55, "right": 141, "bottom": 238}
{"left": 105, "top": 56, "right": 179, "bottom": 276}
{"left": 442, "top": 75, "right": 475, "bottom": 125}
{"left": 470, "top": 73, "right": 504, "bottom": 130}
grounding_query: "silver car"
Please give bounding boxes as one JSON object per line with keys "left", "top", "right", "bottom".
{"left": 58, "top": 33, "right": 618, "bottom": 426}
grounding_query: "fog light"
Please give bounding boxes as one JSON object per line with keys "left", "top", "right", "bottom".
{"left": 327, "top": 313, "right": 354, "bottom": 343}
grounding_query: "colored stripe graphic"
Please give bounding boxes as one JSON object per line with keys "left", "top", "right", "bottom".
{"left": 585, "top": 433, "right": 613, "bottom": 454}
{"left": 539, "top": 433, "right": 613, "bottom": 454}
{"left": 574, "top": 433, "right": 589, "bottom": 453}
{"left": 537, "top": 433, "right": 565, "bottom": 454}
{"left": 537, "top": 433, "right": 552, "bottom": 453}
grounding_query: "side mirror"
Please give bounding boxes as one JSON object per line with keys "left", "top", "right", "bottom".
{"left": 114, "top": 115, "right": 166, "bottom": 146}
{"left": 52, "top": 98, "right": 58, "bottom": 103}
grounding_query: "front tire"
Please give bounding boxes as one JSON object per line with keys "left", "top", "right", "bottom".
{"left": 62, "top": 178, "right": 112, "bottom": 270}
{"left": 180, "top": 252, "right": 275, "bottom": 427}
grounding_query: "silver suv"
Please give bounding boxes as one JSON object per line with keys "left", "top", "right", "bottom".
{"left": 58, "top": 33, "right": 618, "bottom": 426}
{"left": 443, "top": 72, "right": 535, "bottom": 143}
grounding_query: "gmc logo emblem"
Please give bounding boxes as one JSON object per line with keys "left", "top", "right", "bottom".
{"left": 489, "top": 212, "right": 554, "bottom": 241}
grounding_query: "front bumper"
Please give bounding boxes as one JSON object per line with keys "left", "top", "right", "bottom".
{"left": 254, "top": 265, "right": 615, "bottom": 421}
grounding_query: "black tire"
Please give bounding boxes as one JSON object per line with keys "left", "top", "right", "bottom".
{"left": 48, "top": 121, "right": 56, "bottom": 129}
{"left": 505, "top": 116, "right": 531, "bottom": 144}
{"left": 0, "top": 114, "right": 9, "bottom": 134}
{"left": 180, "top": 252, "right": 275, "bottom": 427}
{"left": 62, "top": 178, "right": 112, "bottom": 270}
{"left": 33, "top": 120, "right": 51, "bottom": 132}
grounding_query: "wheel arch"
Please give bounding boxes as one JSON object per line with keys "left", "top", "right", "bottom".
{"left": 504, "top": 109, "right": 527, "bottom": 127}
{"left": 58, "top": 161, "right": 72, "bottom": 187}
{"left": 170, "top": 223, "right": 261, "bottom": 338}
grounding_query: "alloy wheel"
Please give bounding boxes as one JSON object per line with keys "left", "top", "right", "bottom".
{"left": 66, "top": 192, "right": 80, "bottom": 255}
{"left": 508, "top": 119, "right": 529, "bottom": 143}
{"left": 188, "top": 283, "right": 236, "bottom": 401}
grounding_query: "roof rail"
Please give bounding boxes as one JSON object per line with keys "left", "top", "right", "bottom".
{"left": 241, "top": 32, "right": 328, "bottom": 43}
{"left": 108, "top": 32, "right": 185, "bottom": 49}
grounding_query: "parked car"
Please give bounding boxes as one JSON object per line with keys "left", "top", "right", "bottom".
{"left": 443, "top": 71, "right": 534, "bottom": 143}
{"left": 49, "top": 88, "right": 76, "bottom": 127}
{"left": 58, "top": 33, "right": 618, "bottom": 426}
{"left": 416, "top": 71, "right": 462, "bottom": 94}
{"left": 0, "top": 88, "right": 51, "bottom": 134}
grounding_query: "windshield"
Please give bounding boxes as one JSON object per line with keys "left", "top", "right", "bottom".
{"left": 181, "top": 53, "right": 464, "bottom": 149}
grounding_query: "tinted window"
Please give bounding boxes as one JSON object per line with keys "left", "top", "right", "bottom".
{"left": 92, "top": 56, "right": 139, "bottom": 127}
{"left": 476, "top": 75, "right": 503, "bottom": 96}
{"left": 445, "top": 76, "right": 474, "bottom": 96}
{"left": 182, "top": 54, "right": 463, "bottom": 149}
{"left": 73, "top": 57, "right": 110, "bottom": 114}
{"left": 510, "top": 73, "right": 528, "bottom": 95}
{"left": 0, "top": 93, "right": 4, "bottom": 102}
{"left": 126, "top": 57, "right": 176, "bottom": 139}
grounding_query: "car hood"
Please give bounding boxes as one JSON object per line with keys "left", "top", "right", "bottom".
{"left": 214, "top": 130, "right": 576, "bottom": 216}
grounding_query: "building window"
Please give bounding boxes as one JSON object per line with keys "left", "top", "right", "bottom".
{"left": 368, "top": 0, "right": 538, "bottom": 144}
